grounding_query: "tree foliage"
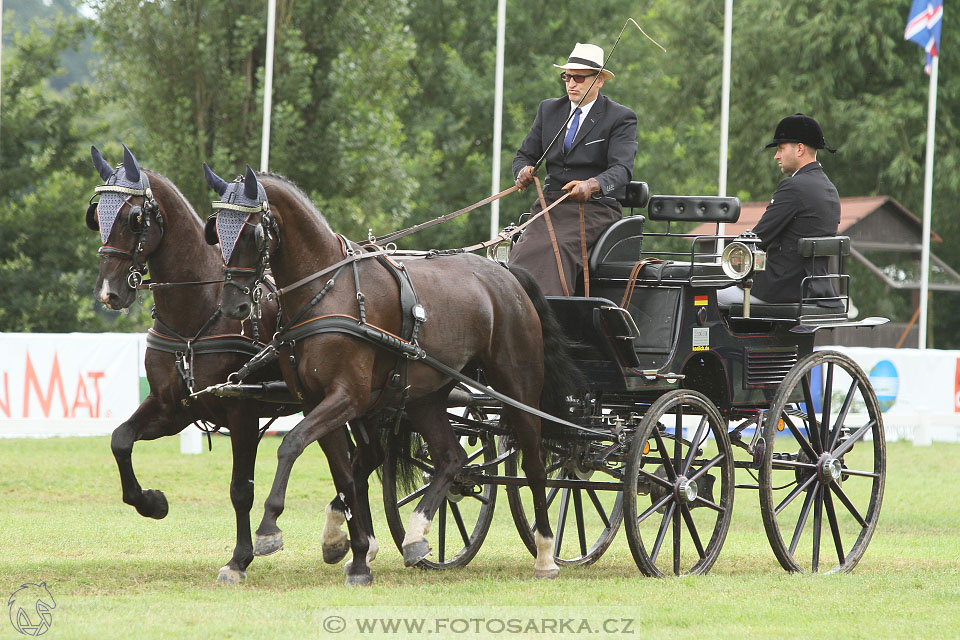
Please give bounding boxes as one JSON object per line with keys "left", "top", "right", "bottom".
{"left": 3, "top": 0, "right": 960, "bottom": 345}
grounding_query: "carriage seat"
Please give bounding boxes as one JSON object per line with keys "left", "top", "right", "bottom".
{"left": 590, "top": 195, "right": 741, "bottom": 282}
{"left": 724, "top": 236, "right": 851, "bottom": 322}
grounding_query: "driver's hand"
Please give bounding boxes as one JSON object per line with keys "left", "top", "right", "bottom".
{"left": 515, "top": 166, "right": 535, "bottom": 191}
{"left": 562, "top": 178, "right": 601, "bottom": 203}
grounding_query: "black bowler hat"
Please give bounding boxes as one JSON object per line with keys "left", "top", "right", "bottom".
{"left": 765, "top": 113, "right": 836, "bottom": 152}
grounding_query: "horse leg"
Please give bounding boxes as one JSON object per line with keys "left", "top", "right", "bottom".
{"left": 216, "top": 412, "right": 260, "bottom": 585}
{"left": 399, "top": 394, "right": 467, "bottom": 567}
{"left": 509, "top": 407, "right": 559, "bottom": 579}
{"left": 317, "top": 428, "right": 376, "bottom": 586}
{"left": 253, "top": 386, "right": 360, "bottom": 557}
{"left": 324, "top": 420, "right": 384, "bottom": 567}
{"left": 110, "top": 395, "right": 192, "bottom": 519}
{"left": 341, "top": 419, "right": 384, "bottom": 571}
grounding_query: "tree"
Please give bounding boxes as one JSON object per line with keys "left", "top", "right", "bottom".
{"left": 0, "top": 13, "right": 149, "bottom": 331}
{"left": 90, "top": 0, "right": 417, "bottom": 242}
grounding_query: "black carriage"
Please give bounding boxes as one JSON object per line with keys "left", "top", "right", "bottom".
{"left": 382, "top": 185, "right": 887, "bottom": 577}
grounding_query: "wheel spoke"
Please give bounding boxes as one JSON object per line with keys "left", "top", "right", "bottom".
{"left": 688, "top": 454, "right": 724, "bottom": 484}
{"left": 783, "top": 414, "right": 820, "bottom": 461}
{"left": 448, "top": 501, "right": 471, "bottom": 548}
{"left": 692, "top": 494, "right": 725, "bottom": 513}
{"left": 555, "top": 488, "right": 571, "bottom": 556}
{"left": 637, "top": 492, "right": 673, "bottom": 525}
{"left": 829, "top": 481, "right": 868, "bottom": 527}
{"left": 673, "top": 404, "right": 684, "bottom": 475}
{"left": 652, "top": 429, "right": 679, "bottom": 481}
{"left": 823, "top": 488, "right": 845, "bottom": 565}
{"left": 438, "top": 500, "right": 447, "bottom": 563}
{"left": 397, "top": 483, "right": 430, "bottom": 508}
{"left": 586, "top": 489, "right": 612, "bottom": 529}
{"left": 801, "top": 375, "right": 823, "bottom": 453}
{"left": 637, "top": 467, "right": 674, "bottom": 491}
{"left": 776, "top": 472, "right": 818, "bottom": 516}
{"left": 833, "top": 420, "right": 877, "bottom": 458}
{"left": 682, "top": 416, "right": 709, "bottom": 477}
{"left": 819, "top": 363, "right": 835, "bottom": 455}
{"left": 672, "top": 501, "right": 682, "bottom": 575}
{"left": 788, "top": 484, "right": 818, "bottom": 556}
{"left": 812, "top": 484, "right": 824, "bottom": 572}
{"left": 827, "top": 378, "right": 859, "bottom": 452}
{"left": 403, "top": 455, "right": 436, "bottom": 476}
{"left": 679, "top": 503, "right": 706, "bottom": 559}
{"left": 573, "top": 489, "right": 588, "bottom": 557}
{"left": 650, "top": 502, "right": 676, "bottom": 564}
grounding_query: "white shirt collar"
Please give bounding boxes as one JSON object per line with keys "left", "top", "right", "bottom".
{"left": 568, "top": 97, "right": 597, "bottom": 127}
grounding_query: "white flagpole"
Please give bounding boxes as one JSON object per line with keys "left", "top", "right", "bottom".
{"left": 489, "top": 0, "right": 506, "bottom": 239}
{"left": 918, "top": 53, "right": 938, "bottom": 349}
{"left": 717, "top": 0, "right": 732, "bottom": 246}
{"left": 260, "top": 0, "right": 277, "bottom": 172}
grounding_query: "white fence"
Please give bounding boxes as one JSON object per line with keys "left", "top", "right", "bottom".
{"left": 2, "top": 333, "right": 958, "bottom": 444}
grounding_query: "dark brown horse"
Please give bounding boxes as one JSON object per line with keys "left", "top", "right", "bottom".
{"left": 203, "top": 165, "right": 577, "bottom": 582}
{"left": 86, "top": 145, "right": 306, "bottom": 584}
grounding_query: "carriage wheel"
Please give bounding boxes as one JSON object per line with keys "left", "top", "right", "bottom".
{"left": 759, "top": 350, "right": 885, "bottom": 573}
{"left": 503, "top": 438, "right": 623, "bottom": 567}
{"left": 382, "top": 425, "right": 498, "bottom": 570}
{"left": 622, "top": 389, "right": 735, "bottom": 577}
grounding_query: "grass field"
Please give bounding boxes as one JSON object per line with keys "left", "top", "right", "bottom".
{"left": 1, "top": 435, "right": 958, "bottom": 639}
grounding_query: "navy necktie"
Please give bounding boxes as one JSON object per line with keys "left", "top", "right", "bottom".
{"left": 563, "top": 108, "right": 582, "bottom": 153}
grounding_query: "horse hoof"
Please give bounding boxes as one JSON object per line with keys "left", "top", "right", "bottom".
{"left": 216, "top": 566, "right": 246, "bottom": 584}
{"left": 322, "top": 538, "right": 350, "bottom": 565}
{"left": 533, "top": 567, "right": 560, "bottom": 580}
{"left": 344, "top": 569, "right": 373, "bottom": 587}
{"left": 253, "top": 532, "right": 284, "bottom": 556}
{"left": 402, "top": 540, "right": 431, "bottom": 567}
{"left": 136, "top": 489, "right": 169, "bottom": 519}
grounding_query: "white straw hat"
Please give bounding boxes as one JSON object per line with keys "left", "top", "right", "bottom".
{"left": 553, "top": 42, "right": 614, "bottom": 79}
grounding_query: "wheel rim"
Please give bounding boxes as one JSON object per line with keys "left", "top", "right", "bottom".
{"left": 623, "top": 390, "right": 735, "bottom": 577}
{"left": 759, "top": 350, "right": 886, "bottom": 573}
{"left": 504, "top": 439, "right": 624, "bottom": 567}
{"left": 382, "top": 428, "right": 498, "bottom": 570}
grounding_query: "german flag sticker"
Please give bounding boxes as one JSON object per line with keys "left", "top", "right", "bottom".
{"left": 694, "top": 295, "right": 708, "bottom": 306}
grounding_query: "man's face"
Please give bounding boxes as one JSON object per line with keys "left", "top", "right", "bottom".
{"left": 564, "top": 70, "right": 604, "bottom": 104}
{"left": 774, "top": 142, "right": 802, "bottom": 175}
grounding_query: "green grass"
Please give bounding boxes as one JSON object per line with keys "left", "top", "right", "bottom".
{"left": 1, "top": 436, "right": 958, "bottom": 639}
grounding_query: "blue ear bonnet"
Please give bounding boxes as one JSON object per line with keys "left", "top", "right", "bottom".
{"left": 214, "top": 178, "right": 269, "bottom": 263}
{"left": 96, "top": 165, "right": 147, "bottom": 244}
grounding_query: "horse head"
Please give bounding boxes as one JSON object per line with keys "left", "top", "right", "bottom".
{"left": 87, "top": 144, "right": 163, "bottom": 309}
{"left": 203, "top": 163, "right": 276, "bottom": 320}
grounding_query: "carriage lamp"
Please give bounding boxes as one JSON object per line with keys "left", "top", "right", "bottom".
{"left": 720, "top": 232, "right": 765, "bottom": 280}
{"left": 721, "top": 232, "right": 766, "bottom": 317}
{"left": 486, "top": 224, "right": 518, "bottom": 262}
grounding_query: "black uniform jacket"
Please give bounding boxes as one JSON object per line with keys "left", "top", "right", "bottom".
{"left": 512, "top": 94, "right": 637, "bottom": 201}
{"left": 751, "top": 161, "right": 842, "bottom": 305}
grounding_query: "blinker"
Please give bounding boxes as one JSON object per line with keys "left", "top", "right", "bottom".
{"left": 86, "top": 202, "right": 100, "bottom": 231}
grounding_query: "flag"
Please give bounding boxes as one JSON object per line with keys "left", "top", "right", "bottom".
{"left": 905, "top": 0, "right": 944, "bottom": 74}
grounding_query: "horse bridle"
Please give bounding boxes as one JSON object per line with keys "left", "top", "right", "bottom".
{"left": 207, "top": 198, "right": 279, "bottom": 310}
{"left": 88, "top": 172, "right": 163, "bottom": 289}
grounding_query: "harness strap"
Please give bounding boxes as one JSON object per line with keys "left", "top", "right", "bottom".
{"left": 371, "top": 184, "right": 520, "bottom": 246}
{"left": 620, "top": 257, "right": 665, "bottom": 309}
{"left": 579, "top": 202, "right": 590, "bottom": 297}
{"left": 536, "top": 177, "right": 570, "bottom": 296}
{"left": 277, "top": 248, "right": 391, "bottom": 297}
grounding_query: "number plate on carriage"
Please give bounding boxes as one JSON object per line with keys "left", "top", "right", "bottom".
{"left": 692, "top": 327, "right": 709, "bottom": 351}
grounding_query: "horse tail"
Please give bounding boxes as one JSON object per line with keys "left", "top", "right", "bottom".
{"left": 506, "top": 265, "right": 581, "bottom": 423}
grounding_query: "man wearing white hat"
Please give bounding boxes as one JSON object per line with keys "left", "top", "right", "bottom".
{"left": 510, "top": 42, "right": 638, "bottom": 296}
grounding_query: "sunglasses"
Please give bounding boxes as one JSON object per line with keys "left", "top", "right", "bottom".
{"left": 560, "top": 72, "right": 599, "bottom": 84}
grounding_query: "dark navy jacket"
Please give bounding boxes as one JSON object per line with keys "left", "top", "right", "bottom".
{"left": 512, "top": 94, "right": 637, "bottom": 201}
{"left": 751, "top": 161, "right": 842, "bottom": 305}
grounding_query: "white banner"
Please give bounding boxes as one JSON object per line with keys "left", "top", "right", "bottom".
{"left": 0, "top": 333, "right": 142, "bottom": 437}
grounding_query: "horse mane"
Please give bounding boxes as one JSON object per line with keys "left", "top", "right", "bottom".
{"left": 256, "top": 172, "right": 332, "bottom": 232}
{"left": 143, "top": 169, "right": 203, "bottom": 223}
